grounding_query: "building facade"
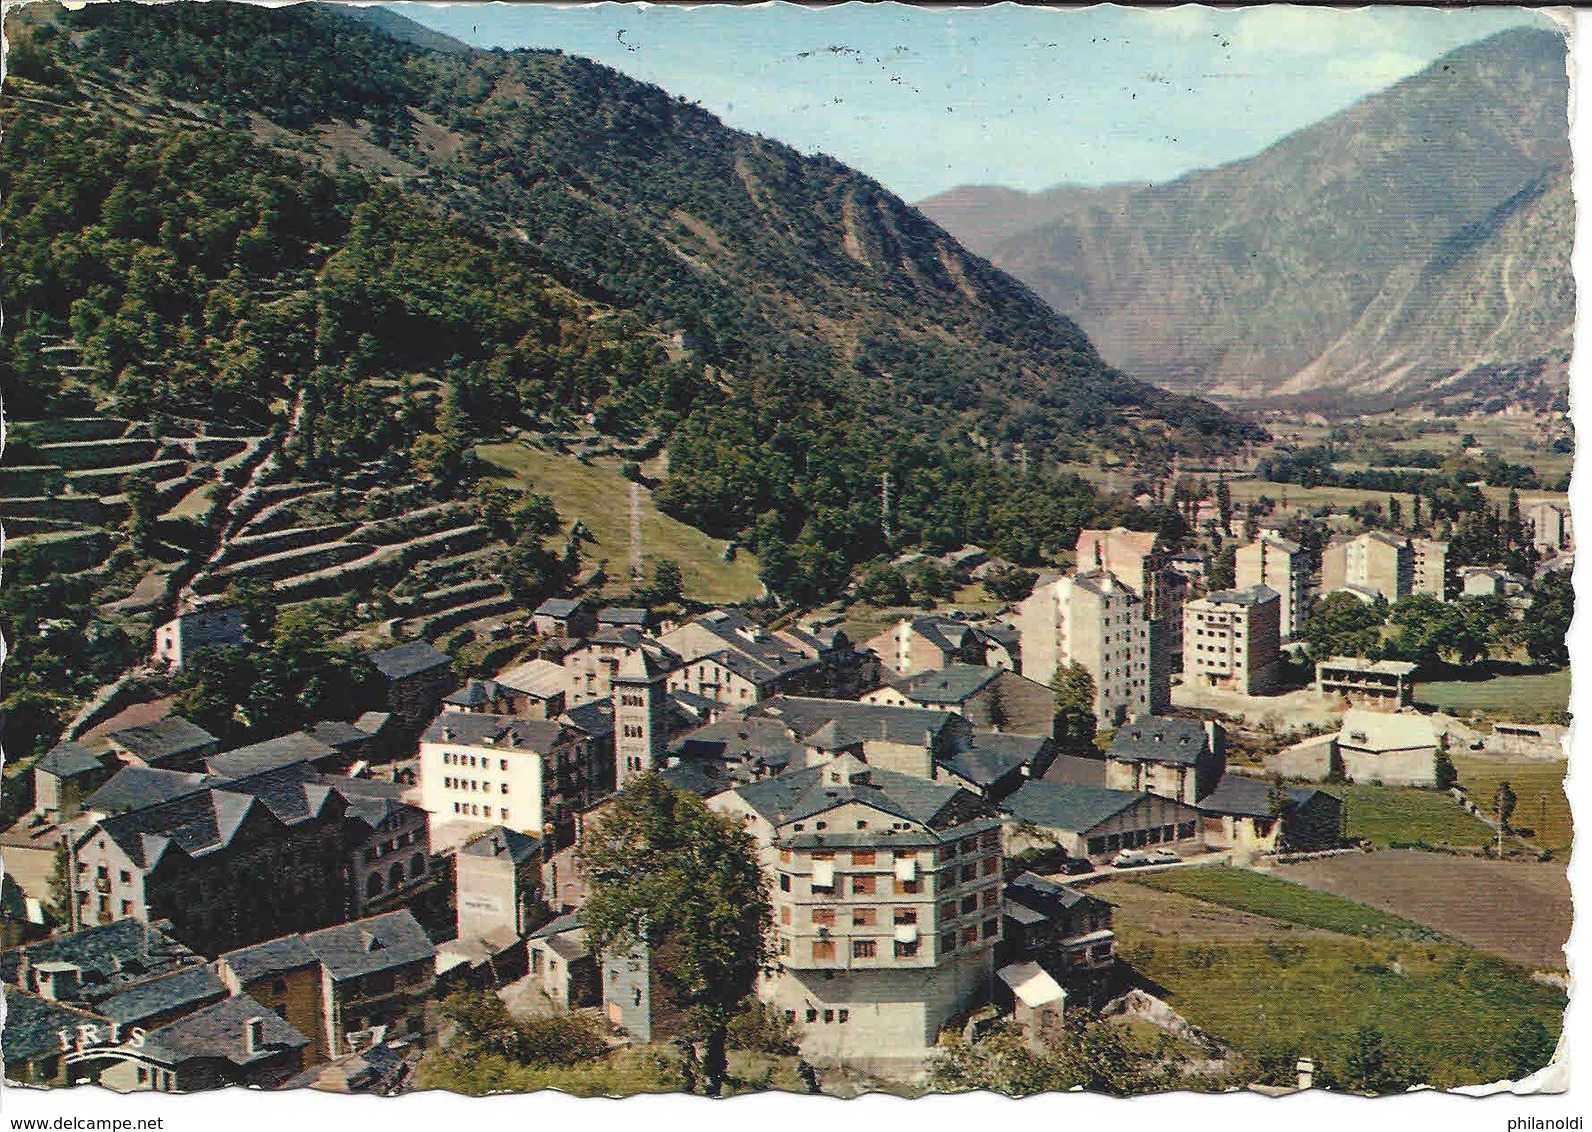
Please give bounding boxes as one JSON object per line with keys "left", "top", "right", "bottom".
{"left": 1234, "top": 534, "right": 1312, "bottom": 641}
{"left": 1015, "top": 570, "right": 1159, "bottom": 726}
{"left": 1182, "top": 585, "right": 1281, "bottom": 695}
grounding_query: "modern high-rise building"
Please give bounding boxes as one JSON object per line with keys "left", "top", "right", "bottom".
{"left": 1016, "top": 569, "right": 1161, "bottom": 725}
{"left": 1182, "top": 585, "right": 1282, "bottom": 695}
{"left": 1234, "top": 534, "right": 1312, "bottom": 641}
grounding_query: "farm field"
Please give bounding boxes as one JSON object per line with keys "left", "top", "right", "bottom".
{"left": 1338, "top": 783, "right": 1495, "bottom": 850}
{"left": 1274, "top": 850, "right": 1570, "bottom": 971}
{"left": 1098, "top": 871, "right": 1566, "bottom": 1088}
{"left": 1450, "top": 754, "right": 1571, "bottom": 852}
{"left": 475, "top": 441, "right": 763, "bottom": 605}
{"left": 1417, "top": 666, "right": 1570, "bottom": 721}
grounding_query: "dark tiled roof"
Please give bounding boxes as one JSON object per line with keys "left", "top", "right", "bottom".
{"left": 747, "top": 696, "right": 959, "bottom": 748}
{"left": 597, "top": 606, "right": 649, "bottom": 627}
{"left": 528, "top": 910, "right": 583, "bottom": 941}
{"left": 105, "top": 717, "right": 216, "bottom": 764}
{"left": 731, "top": 758, "right": 987, "bottom": 835}
{"left": 534, "top": 598, "right": 585, "bottom": 618}
{"left": 937, "top": 736, "right": 1040, "bottom": 789}
{"left": 1198, "top": 773, "right": 1329, "bottom": 818}
{"left": 422, "top": 712, "right": 566, "bottom": 754}
{"left": 304, "top": 910, "right": 435, "bottom": 981}
{"left": 138, "top": 993, "right": 309, "bottom": 1068}
{"left": 2, "top": 988, "right": 109, "bottom": 1061}
{"left": 96, "top": 964, "right": 228, "bottom": 1026}
{"left": 85, "top": 767, "right": 213, "bottom": 814}
{"left": 306, "top": 720, "right": 375, "bottom": 750}
{"left": 887, "top": 664, "right": 999, "bottom": 706}
{"left": 459, "top": 826, "right": 541, "bottom": 865}
{"left": 36, "top": 742, "right": 108, "bottom": 780}
{"left": 1041, "top": 754, "right": 1108, "bottom": 788}
{"left": 1108, "top": 715, "right": 1210, "bottom": 767}
{"left": 1001, "top": 781, "right": 1149, "bottom": 833}
{"left": 368, "top": 640, "right": 452, "bottom": 681}
{"left": 1005, "top": 871, "right": 1110, "bottom": 919}
{"left": 443, "top": 679, "right": 500, "bottom": 708}
{"left": 657, "top": 761, "right": 732, "bottom": 799}
{"left": 1202, "top": 584, "right": 1279, "bottom": 607}
{"left": 204, "top": 733, "right": 340, "bottom": 779}
{"left": 6, "top": 921, "right": 201, "bottom": 999}
{"left": 218, "top": 935, "right": 319, "bottom": 986}
{"left": 562, "top": 698, "right": 616, "bottom": 741}
{"left": 353, "top": 712, "right": 393, "bottom": 736}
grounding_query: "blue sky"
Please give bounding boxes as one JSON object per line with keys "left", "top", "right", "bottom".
{"left": 390, "top": 3, "right": 1561, "bottom": 200}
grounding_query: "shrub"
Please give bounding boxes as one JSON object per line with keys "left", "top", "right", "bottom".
{"left": 727, "top": 1000, "right": 800, "bottom": 1055}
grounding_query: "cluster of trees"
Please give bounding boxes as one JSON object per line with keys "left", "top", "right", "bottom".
{"left": 928, "top": 1016, "right": 1216, "bottom": 1096}
{"left": 1300, "top": 573, "right": 1571, "bottom": 671}
{"left": 1256, "top": 444, "right": 1561, "bottom": 497}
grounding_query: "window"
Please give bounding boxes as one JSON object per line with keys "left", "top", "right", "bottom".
{"left": 894, "top": 940, "right": 920, "bottom": 959}
{"left": 981, "top": 888, "right": 998, "bottom": 909}
{"left": 960, "top": 864, "right": 977, "bottom": 884}
{"left": 838, "top": 1009, "right": 850, "bottom": 1023}
{"left": 897, "top": 878, "right": 921, "bottom": 894}
{"left": 852, "top": 908, "right": 876, "bottom": 927}
{"left": 982, "top": 918, "right": 999, "bottom": 940}
{"left": 806, "top": 1009, "right": 819, "bottom": 1024}
{"left": 939, "top": 900, "right": 958, "bottom": 920}
{"left": 779, "top": 874, "right": 791, "bottom": 892}
{"left": 893, "top": 908, "right": 918, "bottom": 925}
{"left": 779, "top": 937, "right": 791, "bottom": 956}
{"left": 786, "top": 1011, "right": 797, "bottom": 1025}
{"left": 852, "top": 940, "right": 877, "bottom": 959}
{"left": 981, "top": 857, "right": 997, "bottom": 877}
{"left": 960, "top": 895, "right": 977, "bottom": 916}
{"left": 500, "top": 759, "right": 508, "bottom": 772}
{"left": 962, "top": 926, "right": 979, "bottom": 946}
{"left": 810, "top": 907, "right": 835, "bottom": 926}
{"left": 851, "top": 850, "right": 876, "bottom": 866}
{"left": 812, "top": 941, "right": 836, "bottom": 962}
{"left": 780, "top": 906, "right": 792, "bottom": 925}
{"left": 119, "top": 871, "right": 131, "bottom": 884}
{"left": 823, "top": 1010, "right": 835, "bottom": 1024}
{"left": 852, "top": 875, "right": 876, "bottom": 896}
{"left": 939, "top": 931, "right": 957, "bottom": 954}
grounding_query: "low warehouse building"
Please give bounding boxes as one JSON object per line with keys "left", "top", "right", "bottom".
{"left": 1001, "top": 781, "right": 1202, "bottom": 863}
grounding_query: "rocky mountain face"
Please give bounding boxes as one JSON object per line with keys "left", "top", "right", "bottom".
{"left": 920, "top": 28, "right": 1572, "bottom": 413}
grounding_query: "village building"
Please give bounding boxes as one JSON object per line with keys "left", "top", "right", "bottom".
{"left": 33, "top": 742, "right": 119, "bottom": 821}
{"left": 1001, "top": 781, "right": 1203, "bottom": 863}
{"left": 490, "top": 658, "right": 570, "bottom": 718}
{"left": 152, "top": 605, "right": 247, "bottom": 672}
{"left": 1333, "top": 709, "right": 1441, "bottom": 786}
{"left": 454, "top": 825, "right": 545, "bottom": 950}
{"left": 1196, "top": 774, "right": 1344, "bottom": 854}
{"left": 216, "top": 934, "right": 330, "bottom": 1065}
{"left": 531, "top": 596, "right": 598, "bottom": 640}
{"left": 104, "top": 717, "right": 219, "bottom": 772}
{"left": 660, "top": 610, "right": 880, "bottom": 706}
{"left": 1015, "top": 570, "right": 1160, "bottom": 725}
{"left": 1104, "top": 716, "right": 1226, "bottom": 804}
{"left": 860, "top": 663, "right": 1060, "bottom": 740}
{"left": 1486, "top": 721, "right": 1568, "bottom": 758}
{"left": 2, "top": 988, "right": 116, "bottom": 1087}
{"left": 526, "top": 911, "right": 598, "bottom": 1010}
{"left": 300, "top": 911, "right": 436, "bottom": 1057}
{"left": 418, "top": 712, "right": 610, "bottom": 847}
{"left": 5, "top": 919, "right": 205, "bottom": 1014}
{"left": 1182, "top": 585, "right": 1282, "bottom": 695}
{"left": 560, "top": 627, "right": 682, "bottom": 707}
{"left": 934, "top": 732, "right": 1051, "bottom": 802}
{"left": 1075, "top": 527, "right": 1188, "bottom": 661}
{"left": 863, "top": 615, "right": 1014, "bottom": 677}
{"left": 1525, "top": 500, "right": 1571, "bottom": 552}
{"left": 597, "top": 606, "right": 654, "bottom": 632}
{"left": 204, "top": 732, "right": 345, "bottom": 780}
{"left": 366, "top": 641, "right": 456, "bottom": 734}
{"left": 1316, "top": 656, "right": 1417, "bottom": 712}
{"left": 1000, "top": 872, "right": 1116, "bottom": 1010}
{"left": 712, "top": 754, "right": 1005, "bottom": 1064}
{"left": 1168, "top": 550, "right": 1211, "bottom": 583}
{"left": 1235, "top": 534, "right": 1312, "bottom": 641}
{"left": 99, "top": 994, "right": 311, "bottom": 1093}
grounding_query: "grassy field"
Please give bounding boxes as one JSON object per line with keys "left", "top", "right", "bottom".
{"left": 1337, "top": 784, "right": 1495, "bottom": 849}
{"left": 1416, "top": 667, "right": 1569, "bottom": 721}
{"left": 1451, "top": 754, "right": 1571, "bottom": 851}
{"left": 1101, "top": 872, "right": 1566, "bottom": 1088}
{"left": 476, "top": 441, "right": 763, "bottom": 604}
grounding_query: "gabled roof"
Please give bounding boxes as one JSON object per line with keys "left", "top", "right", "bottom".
{"left": 368, "top": 640, "right": 452, "bottom": 680}
{"left": 96, "top": 963, "right": 228, "bottom": 1027}
{"left": 87, "top": 763, "right": 211, "bottom": 818}
{"left": 305, "top": 720, "right": 374, "bottom": 751}
{"left": 494, "top": 658, "right": 567, "bottom": 699}
{"left": 1005, "top": 871, "right": 1110, "bottom": 918}
{"left": 218, "top": 935, "right": 320, "bottom": 986}
{"left": 562, "top": 697, "right": 616, "bottom": 741}
{"left": 534, "top": 597, "right": 588, "bottom": 618}
{"left": 528, "top": 910, "right": 583, "bottom": 941}
{"left": 6, "top": 920, "right": 200, "bottom": 994}
{"left": 731, "top": 758, "right": 986, "bottom": 835}
{"left": 36, "top": 742, "right": 108, "bottom": 780}
{"left": 937, "top": 732, "right": 1046, "bottom": 790}
{"left": 1042, "top": 754, "right": 1108, "bottom": 788}
{"left": 443, "top": 678, "right": 501, "bottom": 708}
{"left": 2, "top": 989, "right": 110, "bottom": 1062}
{"left": 657, "top": 760, "right": 733, "bottom": 799}
{"left": 204, "top": 732, "right": 340, "bottom": 779}
{"left": 1197, "top": 773, "right": 1331, "bottom": 819}
{"left": 1001, "top": 781, "right": 1156, "bottom": 833}
{"left": 597, "top": 606, "right": 650, "bottom": 627}
{"left": 422, "top": 712, "right": 567, "bottom": 754}
{"left": 672, "top": 610, "right": 821, "bottom": 681}
{"left": 886, "top": 663, "right": 999, "bottom": 706}
{"left": 746, "top": 696, "right": 959, "bottom": 749}
{"left": 104, "top": 716, "right": 217, "bottom": 765}
{"left": 459, "top": 825, "right": 542, "bottom": 865}
{"left": 303, "top": 910, "right": 435, "bottom": 981}
{"left": 1108, "top": 715, "right": 1210, "bottom": 767}
{"left": 137, "top": 993, "right": 309, "bottom": 1068}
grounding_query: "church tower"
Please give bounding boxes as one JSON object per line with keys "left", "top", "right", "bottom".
{"left": 613, "top": 647, "right": 669, "bottom": 789}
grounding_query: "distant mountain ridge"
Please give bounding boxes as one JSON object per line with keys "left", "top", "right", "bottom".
{"left": 920, "top": 27, "right": 1572, "bottom": 413}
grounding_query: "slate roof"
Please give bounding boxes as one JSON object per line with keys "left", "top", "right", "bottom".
{"left": 657, "top": 760, "right": 733, "bottom": 799}
{"left": 105, "top": 717, "right": 217, "bottom": 765}
{"left": 459, "top": 826, "right": 541, "bottom": 866}
{"left": 1001, "top": 781, "right": 1151, "bottom": 833}
{"left": 443, "top": 678, "right": 500, "bottom": 708}
{"left": 937, "top": 733, "right": 1045, "bottom": 790}
{"left": 562, "top": 697, "right": 616, "bottom": 742}
{"left": 2, "top": 988, "right": 109, "bottom": 1062}
{"left": 6, "top": 920, "right": 201, "bottom": 996}
{"left": 1005, "top": 871, "right": 1110, "bottom": 919}
{"left": 674, "top": 610, "right": 821, "bottom": 682}
{"left": 1197, "top": 773, "right": 1328, "bottom": 819}
{"left": 534, "top": 598, "right": 586, "bottom": 618}
{"left": 305, "top": 720, "right": 373, "bottom": 751}
{"left": 597, "top": 606, "right": 650, "bottom": 628}
{"left": 368, "top": 640, "right": 452, "bottom": 681}
{"left": 137, "top": 993, "right": 309, "bottom": 1069}
{"left": 1108, "top": 715, "right": 1210, "bottom": 767}
{"left": 422, "top": 712, "right": 566, "bottom": 754}
{"left": 218, "top": 935, "right": 320, "bottom": 986}
{"left": 204, "top": 732, "right": 340, "bottom": 779}
{"left": 1041, "top": 754, "right": 1108, "bottom": 788}
{"left": 303, "top": 910, "right": 435, "bottom": 981}
{"left": 85, "top": 766, "right": 214, "bottom": 815}
{"left": 36, "top": 742, "right": 107, "bottom": 780}
{"left": 747, "top": 696, "right": 959, "bottom": 749}
{"left": 886, "top": 664, "right": 999, "bottom": 706}
{"left": 528, "top": 910, "right": 583, "bottom": 941}
{"left": 353, "top": 712, "right": 393, "bottom": 736}
{"left": 666, "top": 714, "right": 800, "bottom": 778}
{"left": 95, "top": 963, "right": 228, "bottom": 1027}
{"left": 731, "top": 757, "right": 988, "bottom": 836}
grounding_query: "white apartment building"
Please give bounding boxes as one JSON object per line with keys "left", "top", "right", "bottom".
{"left": 1015, "top": 569, "right": 1157, "bottom": 726}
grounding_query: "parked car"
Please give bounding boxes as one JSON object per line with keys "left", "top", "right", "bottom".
{"left": 1145, "top": 848, "right": 1181, "bottom": 865}
{"left": 1057, "top": 857, "right": 1095, "bottom": 876}
{"left": 1111, "top": 850, "right": 1152, "bottom": 868}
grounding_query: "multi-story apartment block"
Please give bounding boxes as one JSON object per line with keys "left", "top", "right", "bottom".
{"left": 1235, "top": 534, "right": 1312, "bottom": 641}
{"left": 1015, "top": 569, "right": 1159, "bottom": 725}
{"left": 418, "top": 712, "right": 610, "bottom": 845}
{"left": 863, "top": 615, "right": 1011, "bottom": 678}
{"left": 1411, "top": 537, "right": 1449, "bottom": 599}
{"left": 1525, "top": 500, "right": 1571, "bottom": 553}
{"left": 1182, "top": 585, "right": 1281, "bottom": 695}
{"left": 1075, "top": 527, "right": 1187, "bottom": 659}
{"left": 713, "top": 753, "right": 1004, "bottom": 1063}
{"left": 1321, "top": 531, "right": 1411, "bottom": 603}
